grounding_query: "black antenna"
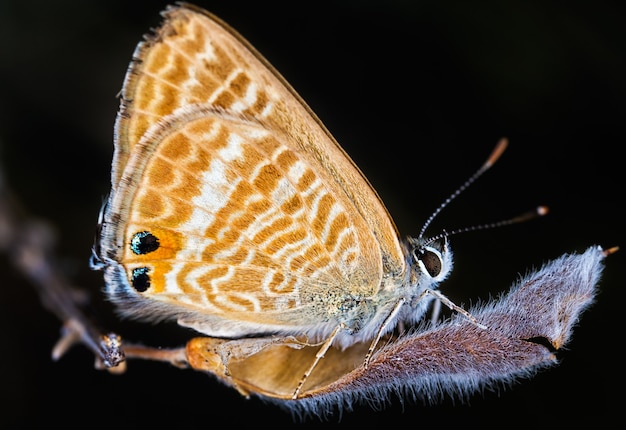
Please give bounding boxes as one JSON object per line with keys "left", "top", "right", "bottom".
{"left": 422, "top": 206, "right": 549, "bottom": 246}
{"left": 418, "top": 138, "right": 509, "bottom": 239}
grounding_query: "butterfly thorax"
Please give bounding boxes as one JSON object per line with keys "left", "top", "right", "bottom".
{"left": 304, "top": 236, "right": 454, "bottom": 349}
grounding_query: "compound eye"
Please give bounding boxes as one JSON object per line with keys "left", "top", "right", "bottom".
{"left": 414, "top": 247, "right": 443, "bottom": 278}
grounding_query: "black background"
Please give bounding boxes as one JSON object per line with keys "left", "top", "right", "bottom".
{"left": 1, "top": 0, "right": 623, "bottom": 427}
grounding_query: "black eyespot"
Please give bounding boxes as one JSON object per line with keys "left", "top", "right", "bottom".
{"left": 417, "top": 249, "right": 442, "bottom": 278}
{"left": 131, "top": 267, "right": 151, "bottom": 292}
{"left": 131, "top": 231, "right": 160, "bottom": 255}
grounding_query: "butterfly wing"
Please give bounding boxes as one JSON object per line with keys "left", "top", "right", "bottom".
{"left": 98, "top": 4, "right": 406, "bottom": 336}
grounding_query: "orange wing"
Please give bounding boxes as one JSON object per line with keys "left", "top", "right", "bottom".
{"left": 99, "top": 4, "right": 406, "bottom": 335}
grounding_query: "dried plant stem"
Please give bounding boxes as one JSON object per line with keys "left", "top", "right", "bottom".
{"left": 0, "top": 166, "right": 125, "bottom": 369}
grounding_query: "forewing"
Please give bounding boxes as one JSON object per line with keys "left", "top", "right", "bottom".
{"left": 112, "top": 4, "right": 405, "bottom": 278}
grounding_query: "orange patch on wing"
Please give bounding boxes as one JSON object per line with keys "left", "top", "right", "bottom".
{"left": 135, "top": 189, "right": 166, "bottom": 220}
{"left": 311, "top": 193, "right": 333, "bottom": 237}
{"left": 296, "top": 169, "right": 316, "bottom": 192}
{"left": 252, "top": 217, "right": 292, "bottom": 246}
{"left": 160, "top": 132, "right": 192, "bottom": 161}
{"left": 252, "top": 164, "right": 281, "bottom": 195}
{"left": 229, "top": 72, "right": 251, "bottom": 98}
{"left": 324, "top": 212, "right": 350, "bottom": 250}
{"left": 145, "top": 157, "right": 176, "bottom": 187}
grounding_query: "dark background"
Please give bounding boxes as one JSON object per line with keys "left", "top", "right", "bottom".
{"left": 0, "top": 0, "right": 623, "bottom": 427}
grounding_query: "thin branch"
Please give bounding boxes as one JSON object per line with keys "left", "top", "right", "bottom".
{"left": 0, "top": 161, "right": 125, "bottom": 369}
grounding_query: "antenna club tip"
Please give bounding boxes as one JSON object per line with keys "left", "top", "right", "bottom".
{"left": 537, "top": 206, "right": 549, "bottom": 216}
{"left": 485, "top": 138, "right": 509, "bottom": 168}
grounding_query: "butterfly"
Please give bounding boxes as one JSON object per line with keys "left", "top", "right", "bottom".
{"left": 88, "top": 2, "right": 611, "bottom": 414}
{"left": 90, "top": 0, "right": 478, "bottom": 393}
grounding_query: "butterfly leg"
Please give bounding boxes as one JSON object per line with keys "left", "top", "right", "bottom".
{"left": 429, "top": 298, "right": 442, "bottom": 325}
{"left": 363, "top": 298, "right": 406, "bottom": 368}
{"left": 363, "top": 290, "right": 488, "bottom": 368}
{"left": 426, "top": 289, "right": 487, "bottom": 329}
{"left": 292, "top": 323, "right": 345, "bottom": 399}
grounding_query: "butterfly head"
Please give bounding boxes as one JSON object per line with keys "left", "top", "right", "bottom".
{"left": 393, "top": 139, "right": 512, "bottom": 299}
{"left": 407, "top": 235, "right": 453, "bottom": 287}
